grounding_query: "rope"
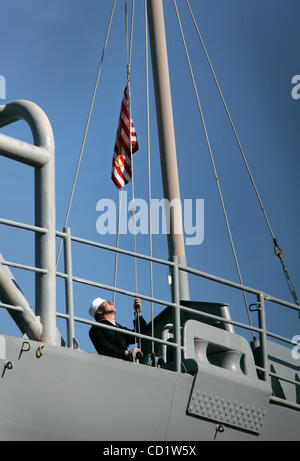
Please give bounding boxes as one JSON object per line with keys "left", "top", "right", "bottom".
{"left": 113, "top": 1, "right": 135, "bottom": 308}
{"left": 112, "top": 189, "right": 122, "bottom": 305}
{"left": 145, "top": 0, "right": 155, "bottom": 355}
{"left": 125, "top": 0, "right": 139, "bottom": 298}
{"left": 185, "top": 0, "right": 299, "bottom": 309}
{"left": 127, "top": 82, "right": 140, "bottom": 346}
{"left": 125, "top": 0, "right": 141, "bottom": 348}
{"left": 56, "top": 0, "right": 117, "bottom": 266}
{"left": 173, "top": 0, "right": 256, "bottom": 339}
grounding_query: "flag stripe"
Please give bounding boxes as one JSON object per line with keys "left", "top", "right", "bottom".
{"left": 111, "top": 86, "right": 139, "bottom": 189}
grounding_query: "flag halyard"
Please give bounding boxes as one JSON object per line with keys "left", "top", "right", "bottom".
{"left": 111, "top": 86, "right": 138, "bottom": 189}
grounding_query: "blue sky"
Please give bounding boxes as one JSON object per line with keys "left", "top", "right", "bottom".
{"left": 0, "top": 0, "right": 299, "bottom": 354}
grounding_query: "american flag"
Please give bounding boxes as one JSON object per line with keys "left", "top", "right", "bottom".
{"left": 111, "top": 86, "right": 139, "bottom": 189}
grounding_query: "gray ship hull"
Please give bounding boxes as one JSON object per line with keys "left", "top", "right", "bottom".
{"left": 0, "top": 334, "right": 299, "bottom": 441}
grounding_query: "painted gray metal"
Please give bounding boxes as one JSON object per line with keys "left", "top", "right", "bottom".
{"left": 0, "top": 2, "right": 298, "bottom": 441}
{"left": 0, "top": 100, "right": 57, "bottom": 345}
{"left": 180, "top": 300, "right": 235, "bottom": 333}
{"left": 63, "top": 227, "right": 76, "bottom": 348}
{"left": 0, "top": 333, "right": 299, "bottom": 441}
{"left": 184, "top": 320, "right": 271, "bottom": 434}
{"left": 0, "top": 253, "right": 42, "bottom": 341}
{"left": 147, "top": 0, "right": 189, "bottom": 301}
{"left": 264, "top": 340, "right": 300, "bottom": 406}
{"left": 0, "top": 254, "right": 63, "bottom": 345}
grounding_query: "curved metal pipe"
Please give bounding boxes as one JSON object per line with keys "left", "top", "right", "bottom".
{"left": 0, "top": 100, "right": 57, "bottom": 344}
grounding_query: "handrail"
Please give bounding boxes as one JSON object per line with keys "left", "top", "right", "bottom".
{"left": 56, "top": 311, "right": 180, "bottom": 350}
{"left": 71, "top": 234, "right": 175, "bottom": 267}
{"left": 269, "top": 396, "right": 300, "bottom": 412}
{"left": 0, "top": 302, "right": 24, "bottom": 313}
{"left": 1, "top": 223, "right": 298, "bottom": 342}
{"left": 0, "top": 217, "right": 48, "bottom": 234}
{"left": 178, "top": 264, "right": 300, "bottom": 313}
{"left": 2, "top": 261, "right": 48, "bottom": 275}
{"left": 0, "top": 221, "right": 299, "bottom": 410}
{"left": 70, "top": 233, "right": 300, "bottom": 313}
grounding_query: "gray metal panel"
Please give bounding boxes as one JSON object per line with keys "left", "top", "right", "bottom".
{"left": 180, "top": 300, "right": 234, "bottom": 333}
{"left": 188, "top": 369, "right": 268, "bottom": 434}
{"left": 266, "top": 340, "right": 300, "bottom": 404}
{"left": 184, "top": 320, "right": 271, "bottom": 434}
{"left": 142, "top": 300, "right": 234, "bottom": 368}
{"left": 0, "top": 334, "right": 176, "bottom": 440}
{"left": 0, "top": 334, "right": 299, "bottom": 440}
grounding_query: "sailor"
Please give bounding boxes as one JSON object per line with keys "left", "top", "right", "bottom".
{"left": 89, "top": 297, "right": 147, "bottom": 361}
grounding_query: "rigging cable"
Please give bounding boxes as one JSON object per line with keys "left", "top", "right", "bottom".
{"left": 56, "top": 0, "right": 117, "bottom": 266}
{"left": 113, "top": 0, "right": 133, "bottom": 306}
{"left": 145, "top": 0, "right": 155, "bottom": 356}
{"left": 125, "top": 0, "right": 138, "bottom": 293}
{"left": 185, "top": 0, "right": 299, "bottom": 309}
{"left": 124, "top": 0, "right": 142, "bottom": 348}
{"left": 112, "top": 189, "right": 122, "bottom": 305}
{"left": 173, "top": 0, "right": 256, "bottom": 339}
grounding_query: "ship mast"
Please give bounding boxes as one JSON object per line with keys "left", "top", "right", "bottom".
{"left": 147, "top": 0, "right": 189, "bottom": 301}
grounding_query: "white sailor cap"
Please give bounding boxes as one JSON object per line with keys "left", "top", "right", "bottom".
{"left": 89, "top": 297, "right": 106, "bottom": 319}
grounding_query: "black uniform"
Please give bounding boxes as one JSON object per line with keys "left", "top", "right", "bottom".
{"left": 89, "top": 316, "right": 147, "bottom": 360}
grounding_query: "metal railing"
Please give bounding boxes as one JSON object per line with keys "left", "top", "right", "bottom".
{"left": 0, "top": 219, "right": 300, "bottom": 411}
{"left": 59, "top": 225, "right": 300, "bottom": 415}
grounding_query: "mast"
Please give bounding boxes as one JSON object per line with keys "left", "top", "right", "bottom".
{"left": 147, "top": 0, "right": 189, "bottom": 301}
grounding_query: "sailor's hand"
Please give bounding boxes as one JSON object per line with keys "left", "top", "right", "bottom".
{"left": 129, "top": 347, "right": 143, "bottom": 361}
{"left": 130, "top": 347, "right": 142, "bottom": 353}
{"left": 134, "top": 298, "right": 141, "bottom": 313}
